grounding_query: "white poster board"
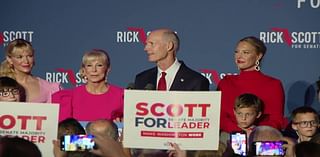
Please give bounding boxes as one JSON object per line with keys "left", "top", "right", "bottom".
{"left": 123, "top": 90, "right": 221, "bottom": 150}
{"left": 0, "top": 102, "right": 59, "bottom": 157}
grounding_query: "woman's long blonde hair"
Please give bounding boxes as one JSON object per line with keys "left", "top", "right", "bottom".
{"left": 0, "top": 39, "right": 34, "bottom": 79}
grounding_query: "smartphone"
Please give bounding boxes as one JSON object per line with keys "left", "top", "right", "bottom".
{"left": 230, "top": 132, "right": 247, "bottom": 156}
{"left": 60, "top": 134, "right": 95, "bottom": 151}
{"left": 252, "top": 141, "right": 285, "bottom": 156}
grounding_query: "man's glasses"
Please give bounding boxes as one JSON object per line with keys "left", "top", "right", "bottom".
{"left": 0, "top": 88, "right": 20, "bottom": 97}
{"left": 293, "top": 120, "right": 319, "bottom": 128}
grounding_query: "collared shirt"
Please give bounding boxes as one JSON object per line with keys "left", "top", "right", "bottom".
{"left": 157, "top": 59, "right": 181, "bottom": 90}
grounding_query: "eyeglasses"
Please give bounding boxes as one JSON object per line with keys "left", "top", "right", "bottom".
{"left": 0, "top": 88, "right": 20, "bottom": 97}
{"left": 293, "top": 120, "right": 319, "bottom": 128}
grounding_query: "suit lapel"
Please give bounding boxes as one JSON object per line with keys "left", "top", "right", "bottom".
{"left": 170, "top": 62, "right": 186, "bottom": 90}
{"left": 149, "top": 68, "right": 158, "bottom": 88}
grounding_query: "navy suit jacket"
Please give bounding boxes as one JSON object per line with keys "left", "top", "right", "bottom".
{"left": 134, "top": 61, "right": 209, "bottom": 91}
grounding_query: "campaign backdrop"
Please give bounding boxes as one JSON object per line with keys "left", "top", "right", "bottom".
{"left": 1, "top": 0, "right": 320, "bottom": 117}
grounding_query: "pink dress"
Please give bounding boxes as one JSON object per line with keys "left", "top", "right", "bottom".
{"left": 52, "top": 84, "right": 124, "bottom": 122}
{"left": 30, "top": 77, "right": 61, "bottom": 103}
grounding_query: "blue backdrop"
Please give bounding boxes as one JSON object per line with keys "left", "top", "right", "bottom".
{"left": 1, "top": 0, "right": 320, "bottom": 116}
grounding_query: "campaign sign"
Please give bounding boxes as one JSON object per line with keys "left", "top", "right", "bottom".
{"left": 0, "top": 102, "right": 59, "bottom": 157}
{"left": 123, "top": 90, "right": 221, "bottom": 150}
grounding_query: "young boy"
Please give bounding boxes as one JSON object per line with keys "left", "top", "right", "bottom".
{"left": 233, "top": 93, "right": 263, "bottom": 135}
{"left": 221, "top": 93, "right": 263, "bottom": 156}
{"left": 0, "top": 76, "right": 25, "bottom": 102}
{"left": 291, "top": 106, "right": 319, "bottom": 142}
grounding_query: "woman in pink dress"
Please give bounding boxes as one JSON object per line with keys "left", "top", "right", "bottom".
{"left": 0, "top": 39, "right": 61, "bottom": 103}
{"left": 52, "top": 49, "right": 124, "bottom": 122}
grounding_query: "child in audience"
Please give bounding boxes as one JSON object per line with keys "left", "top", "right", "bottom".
{"left": 221, "top": 93, "right": 263, "bottom": 156}
{"left": 233, "top": 93, "right": 263, "bottom": 136}
{"left": 0, "top": 136, "right": 42, "bottom": 157}
{"left": 291, "top": 106, "right": 319, "bottom": 142}
{"left": 0, "top": 76, "right": 25, "bottom": 102}
{"left": 53, "top": 118, "right": 87, "bottom": 157}
{"left": 57, "top": 117, "right": 86, "bottom": 138}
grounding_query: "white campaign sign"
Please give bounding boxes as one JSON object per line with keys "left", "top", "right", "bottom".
{"left": 0, "top": 102, "right": 59, "bottom": 157}
{"left": 123, "top": 90, "right": 221, "bottom": 150}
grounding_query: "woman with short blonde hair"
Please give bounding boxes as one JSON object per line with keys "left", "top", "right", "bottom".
{"left": 52, "top": 49, "right": 124, "bottom": 122}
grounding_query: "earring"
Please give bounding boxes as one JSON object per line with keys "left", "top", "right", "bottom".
{"left": 255, "top": 60, "right": 260, "bottom": 71}
{"left": 83, "top": 76, "right": 88, "bottom": 83}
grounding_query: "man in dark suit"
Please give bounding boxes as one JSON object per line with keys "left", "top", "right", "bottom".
{"left": 134, "top": 28, "right": 209, "bottom": 91}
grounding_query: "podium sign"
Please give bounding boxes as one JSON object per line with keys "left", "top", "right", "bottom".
{"left": 123, "top": 90, "right": 221, "bottom": 150}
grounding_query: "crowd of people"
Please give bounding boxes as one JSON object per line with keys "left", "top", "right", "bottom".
{"left": 0, "top": 28, "right": 319, "bottom": 157}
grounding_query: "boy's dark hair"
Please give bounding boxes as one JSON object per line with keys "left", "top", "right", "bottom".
{"left": 58, "top": 119, "right": 89, "bottom": 157}
{"left": 291, "top": 106, "right": 319, "bottom": 122}
{"left": 295, "top": 141, "right": 320, "bottom": 157}
{"left": 234, "top": 93, "right": 263, "bottom": 113}
{"left": 0, "top": 76, "right": 26, "bottom": 102}
{"left": 0, "top": 136, "right": 42, "bottom": 157}
{"left": 58, "top": 118, "right": 86, "bottom": 138}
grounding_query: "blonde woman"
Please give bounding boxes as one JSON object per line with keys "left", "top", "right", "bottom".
{"left": 52, "top": 49, "right": 124, "bottom": 122}
{"left": 0, "top": 39, "right": 61, "bottom": 103}
{"left": 218, "top": 36, "right": 285, "bottom": 133}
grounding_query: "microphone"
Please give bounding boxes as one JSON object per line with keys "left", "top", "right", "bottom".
{"left": 126, "top": 82, "right": 135, "bottom": 89}
{"left": 144, "top": 83, "right": 155, "bottom": 90}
